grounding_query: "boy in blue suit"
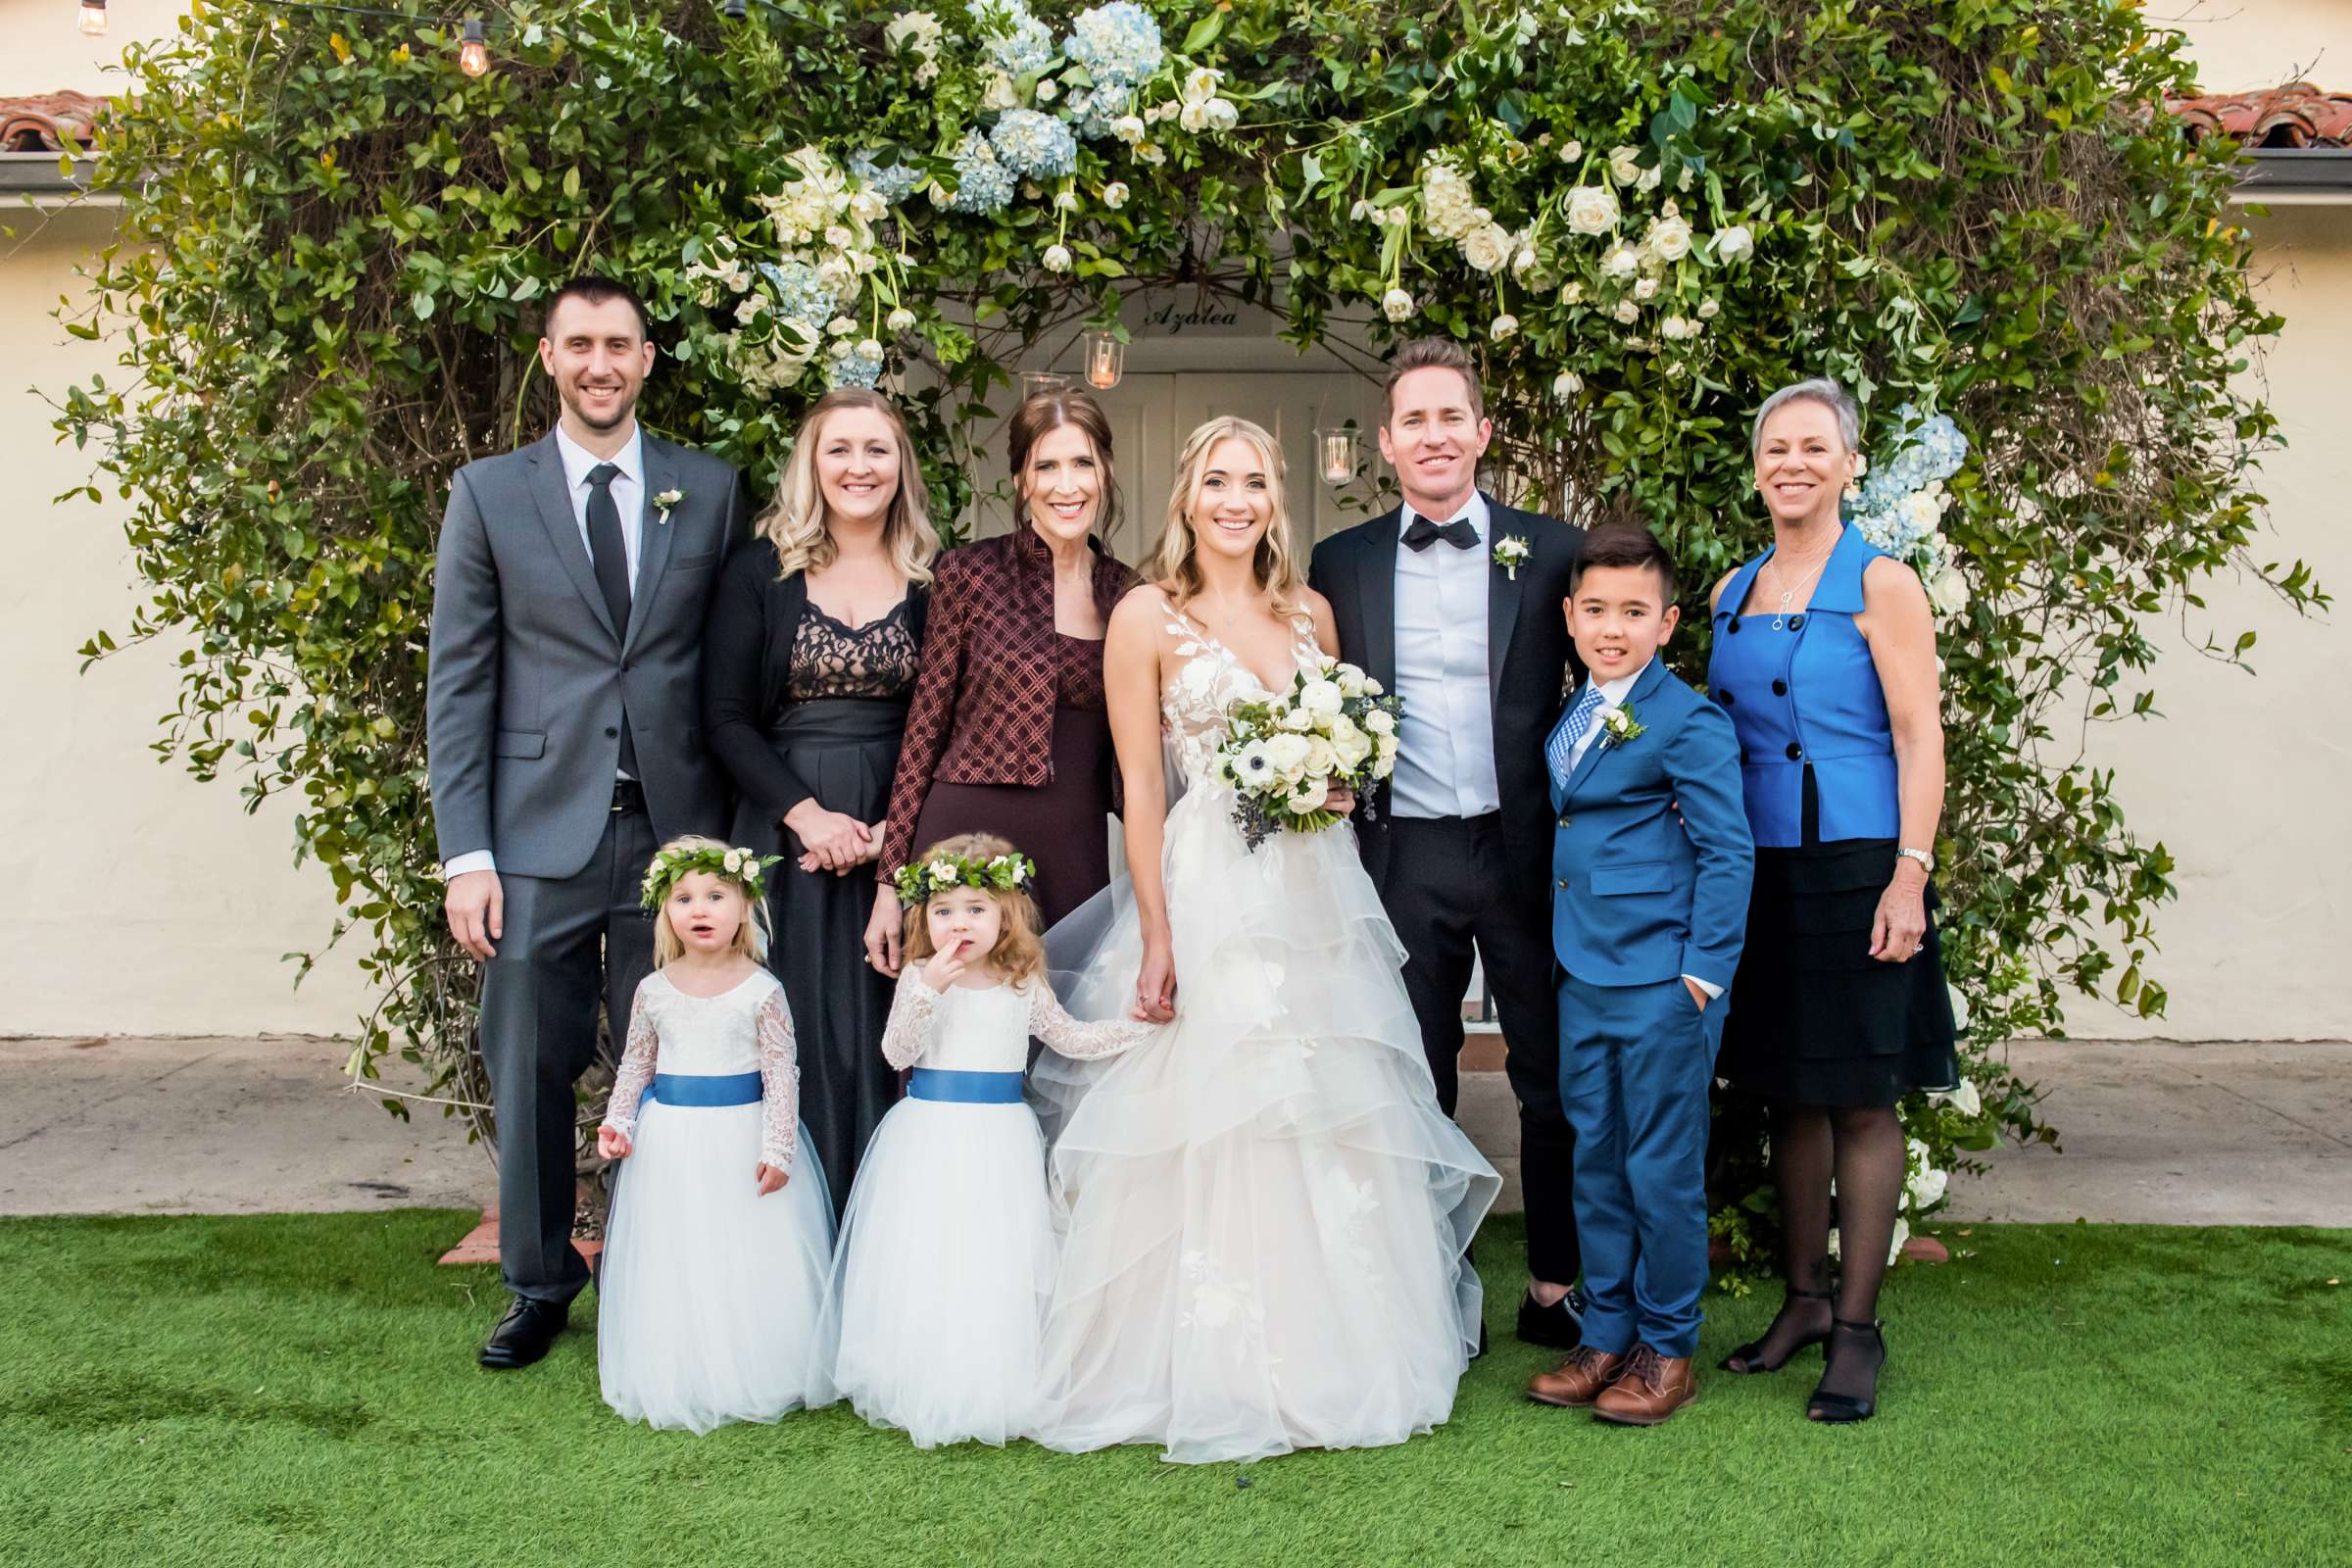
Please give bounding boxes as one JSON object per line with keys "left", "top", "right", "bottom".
{"left": 1525, "top": 523, "right": 1753, "bottom": 1426}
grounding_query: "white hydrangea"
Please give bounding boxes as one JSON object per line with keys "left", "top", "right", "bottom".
{"left": 1420, "top": 159, "right": 1481, "bottom": 241}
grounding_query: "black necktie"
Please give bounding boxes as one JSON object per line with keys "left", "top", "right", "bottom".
{"left": 584, "top": 462, "right": 639, "bottom": 777}
{"left": 1402, "top": 513, "right": 1479, "bottom": 553}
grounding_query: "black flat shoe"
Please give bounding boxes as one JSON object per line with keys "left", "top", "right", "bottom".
{"left": 479, "top": 1295, "right": 569, "bottom": 1371}
{"left": 1719, "top": 1287, "right": 1833, "bottom": 1374}
{"left": 1515, "top": 1286, "right": 1588, "bottom": 1350}
{"left": 1806, "top": 1318, "right": 1886, "bottom": 1423}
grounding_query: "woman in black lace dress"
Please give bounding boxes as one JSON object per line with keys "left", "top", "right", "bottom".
{"left": 703, "top": 389, "right": 936, "bottom": 1210}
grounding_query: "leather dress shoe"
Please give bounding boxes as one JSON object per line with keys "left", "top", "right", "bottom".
{"left": 1526, "top": 1344, "right": 1627, "bottom": 1408}
{"left": 479, "top": 1296, "right": 569, "bottom": 1370}
{"left": 1592, "top": 1344, "right": 1696, "bottom": 1426}
{"left": 1515, "top": 1285, "right": 1588, "bottom": 1349}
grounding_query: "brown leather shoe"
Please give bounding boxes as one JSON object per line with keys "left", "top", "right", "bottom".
{"left": 1526, "top": 1345, "right": 1627, "bottom": 1408}
{"left": 1592, "top": 1344, "right": 1696, "bottom": 1426}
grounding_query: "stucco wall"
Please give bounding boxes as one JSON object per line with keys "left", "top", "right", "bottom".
{"left": 0, "top": 209, "right": 373, "bottom": 1034}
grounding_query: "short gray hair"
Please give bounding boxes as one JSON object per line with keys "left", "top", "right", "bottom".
{"left": 1750, "top": 377, "right": 1860, "bottom": 459}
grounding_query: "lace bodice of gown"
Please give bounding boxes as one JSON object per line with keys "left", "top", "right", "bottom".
{"left": 601, "top": 969, "right": 801, "bottom": 1171}
{"left": 1156, "top": 592, "right": 1324, "bottom": 786}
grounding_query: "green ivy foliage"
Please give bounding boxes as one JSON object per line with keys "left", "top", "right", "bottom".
{"left": 55, "top": 0, "right": 2319, "bottom": 1251}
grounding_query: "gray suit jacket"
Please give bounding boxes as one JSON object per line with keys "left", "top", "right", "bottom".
{"left": 427, "top": 429, "right": 748, "bottom": 882}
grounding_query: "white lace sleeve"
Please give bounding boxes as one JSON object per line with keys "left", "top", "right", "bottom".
{"left": 880, "top": 970, "right": 948, "bottom": 1069}
{"left": 754, "top": 984, "right": 800, "bottom": 1172}
{"left": 1029, "top": 978, "right": 1159, "bottom": 1061}
{"left": 602, "top": 985, "right": 659, "bottom": 1137}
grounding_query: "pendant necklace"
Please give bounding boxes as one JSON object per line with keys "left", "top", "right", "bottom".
{"left": 1767, "top": 546, "right": 1833, "bottom": 632}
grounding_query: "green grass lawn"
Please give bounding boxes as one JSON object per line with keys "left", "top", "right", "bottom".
{"left": 3, "top": 1211, "right": 2345, "bottom": 1567}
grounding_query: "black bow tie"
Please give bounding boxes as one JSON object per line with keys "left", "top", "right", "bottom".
{"left": 1402, "top": 514, "right": 1479, "bottom": 553}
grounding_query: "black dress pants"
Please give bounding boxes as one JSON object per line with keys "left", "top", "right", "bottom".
{"left": 476, "top": 803, "right": 659, "bottom": 1304}
{"left": 1382, "top": 812, "right": 1580, "bottom": 1287}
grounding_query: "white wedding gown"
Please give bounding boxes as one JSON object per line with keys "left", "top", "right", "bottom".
{"left": 1030, "top": 594, "right": 1499, "bottom": 1464}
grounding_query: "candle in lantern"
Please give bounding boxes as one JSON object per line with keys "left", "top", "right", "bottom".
{"left": 1319, "top": 430, "right": 1357, "bottom": 485}
{"left": 1084, "top": 330, "right": 1124, "bottom": 391}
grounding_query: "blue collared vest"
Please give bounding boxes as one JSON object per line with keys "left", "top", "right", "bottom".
{"left": 1705, "top": 524, "right": 1899, "bottom": 849}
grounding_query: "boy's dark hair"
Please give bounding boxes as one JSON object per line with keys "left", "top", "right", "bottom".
{"left": 544, "top": 275, "right": 652, "bottom": 340}
{"left": 1381, "top": 337, "right": 1486, "bottom": 423}
{"left": 1570, "top": 521, "right": 1680, "bottom": 606}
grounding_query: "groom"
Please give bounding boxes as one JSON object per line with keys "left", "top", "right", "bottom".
{"left": 428, "top": 276, "right": 747, "bottom": 1369}
{"left": 1308, "top": 338, "right": 1588, "bottom": 1347}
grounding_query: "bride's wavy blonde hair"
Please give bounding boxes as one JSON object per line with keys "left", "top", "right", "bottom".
{"left": 1148, "top": 416, "right": 1306, "bottom": 613}
{"left": 756, "top": 389, "right": 938, "bottom": 584}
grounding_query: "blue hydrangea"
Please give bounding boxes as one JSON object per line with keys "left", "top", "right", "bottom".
{"left": 990, "top": 108, "right": 1078, "bottom": 179}
{"left": 972, "top": 0, "right": 1056, "bottom": 77}
{"left": 827, "top": 341, "right": 886, "bottom": 389}
{"left": 1065, "top": 2, "right": 1162, "bottom": 85}
{"left": 756, "top": 260, "right": 837, "bottom": 334}
{"left": 1071, "top": 81, "right": 1134, "bottom": 141}
{"left": 1846, "top": 405, "right": 1969, "bottom": 564}
{"left": 940, "top": 132, "right": 1015, "bottom": 214}
{"left": 849, "top": 150, "right": 923, "bottom": 206}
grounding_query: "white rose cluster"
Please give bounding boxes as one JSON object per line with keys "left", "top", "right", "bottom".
{"left": 1215, "top": 659, "right": 1400, "bottom": 850}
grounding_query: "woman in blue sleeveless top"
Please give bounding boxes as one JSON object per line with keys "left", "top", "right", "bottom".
{"left": 1704, "top": 379, "right": 1958, "bottom": 1425}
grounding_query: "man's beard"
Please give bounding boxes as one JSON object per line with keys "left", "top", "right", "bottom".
{"left": 564, "top": 381, "right": 636, "bottom": 433}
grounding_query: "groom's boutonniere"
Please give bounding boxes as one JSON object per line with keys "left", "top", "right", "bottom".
{"left": 1600, "top": 703, "right": 1644, "bottom": 748}
{"left": 1493, "top": 534, "right": 1532, "bottom": 580}
{"left": 653, "top": 488, "right": 684, "bottom": 524}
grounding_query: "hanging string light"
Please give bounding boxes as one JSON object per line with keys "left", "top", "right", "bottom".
{"left": 458, "top": 16, "right": 490, "bottom": 75}
{"left": 71, "top": 0, "right": 502, "bottom": 76}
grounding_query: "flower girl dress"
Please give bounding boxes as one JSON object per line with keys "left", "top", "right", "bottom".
{"left": 812, "top": 971, "right": 1153, "bottom": 1448}
{"left": 598, "top": 969, "right": 834, "bottom": 1433}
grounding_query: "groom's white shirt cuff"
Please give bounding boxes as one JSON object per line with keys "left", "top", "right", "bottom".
{"left": 443, "top": 850, "right": 497, "bottom": 880}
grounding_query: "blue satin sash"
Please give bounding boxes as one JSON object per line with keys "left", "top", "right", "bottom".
{"left": 906, "top": 1068, "right": 1026, "bottom": 1104}
{"left": 647, "top": 1070, "right": 763, "bottom": 1106}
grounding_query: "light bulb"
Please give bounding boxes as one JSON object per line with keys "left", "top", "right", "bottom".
{"left": 459, "top": 17, "right": 490, "bottom": 76}
{"left": 77, "top": 0, "right": 108, "bottom": 36}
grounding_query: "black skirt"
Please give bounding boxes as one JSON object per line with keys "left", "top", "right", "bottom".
{"left": 728, "top": 697, "right": 907, "bottom": 1216}
{"left": 1717, "top": 775, "right": 1959, "bottom": 1108}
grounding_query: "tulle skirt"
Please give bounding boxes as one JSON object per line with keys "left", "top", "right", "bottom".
{"left": 1031, "top": 785, "right": 1500, "bottom": 1463}
{"left": 810, "top": 1098, "right": 1058, "bottom": 1449}
{"left": 597, "top": 1101, "right": 835, "bottom": 1434}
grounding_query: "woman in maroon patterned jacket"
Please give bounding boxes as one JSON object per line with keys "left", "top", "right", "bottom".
{"left": 862, "top": 387, "right": 1140, "bottom": 971}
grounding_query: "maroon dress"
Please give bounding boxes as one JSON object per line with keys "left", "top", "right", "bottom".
{"left": 908, "top": 629, "right": 1111, "bottom": 929}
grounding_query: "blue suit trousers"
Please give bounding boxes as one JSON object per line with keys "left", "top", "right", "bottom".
{"left": 1557, "top": 970, "right": 1719, "bottom": 1359}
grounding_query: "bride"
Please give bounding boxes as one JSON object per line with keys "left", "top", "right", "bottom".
{"left": 1031, "top": 416, "right": 1500, "bottom": 1463}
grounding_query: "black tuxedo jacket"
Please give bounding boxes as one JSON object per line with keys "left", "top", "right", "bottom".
{"left": 1307, "top": 497, "right": 1584, "bottom": 908}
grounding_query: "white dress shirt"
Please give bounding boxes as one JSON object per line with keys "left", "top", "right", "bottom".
{"left": 1559, "top": 656, "right": 1722, "bottom": 1001}
{"left": 442, "top": 424, "right": 648, "bottom": 881}
{"left": 1390, "top": 491, "right": 1501, "bottom": 819}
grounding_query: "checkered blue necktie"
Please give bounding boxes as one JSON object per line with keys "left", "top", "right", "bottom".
{"left": 1546, "top": 684, "right": 1606, "bottom": 790}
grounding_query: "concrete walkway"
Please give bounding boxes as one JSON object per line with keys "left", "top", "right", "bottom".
{"left": 2, "top": 1033, "right": 2345, "bottom": 1225}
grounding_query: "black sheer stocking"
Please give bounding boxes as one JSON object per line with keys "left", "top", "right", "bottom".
{"left": 1814, "top": 1103, "right": 1905, "bottom": 1407}
{"left": 1723, "top": 1102, "right": 1835, "bottom": 1372}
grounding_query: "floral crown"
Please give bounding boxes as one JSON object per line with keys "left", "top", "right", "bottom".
{"left": 892, "top": 850, "right": 1038, "bottom": 906}
{"left": 639, "top": 844, "right": 783, "bottom": 913}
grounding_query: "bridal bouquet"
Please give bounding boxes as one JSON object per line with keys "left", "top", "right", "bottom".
{"left": 1216, "top": 658, "right": 1402, "bottom": 851}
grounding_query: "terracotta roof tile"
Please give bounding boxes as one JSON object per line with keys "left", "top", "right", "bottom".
{"left": 0, "top": 91, "right": 108, "bottom": 154}
{"left": 2168, "top": 82, "right": 2352, "bottom": 149}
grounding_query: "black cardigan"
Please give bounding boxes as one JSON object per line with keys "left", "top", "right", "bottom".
{"left": 700, "top": 537, "right": 931, "bottom": 823}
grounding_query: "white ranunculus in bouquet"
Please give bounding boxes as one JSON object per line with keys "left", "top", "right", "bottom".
{"left": 1216, "top": 656, "right": 1402, "bottom": 850}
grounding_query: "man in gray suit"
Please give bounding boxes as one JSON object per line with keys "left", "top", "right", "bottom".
{"left": 428, "top": 276, "right": 748, "bottom": 1369}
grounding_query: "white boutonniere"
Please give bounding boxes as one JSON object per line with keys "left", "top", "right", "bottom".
{"left": 1600, "top": 703, "right": 1644, "bottom": 748}
{"left": 653, "top": 488, "right": 684, "bottom": 524}
{"left": 1493, "top": 534, "right": 1532, "bottom": 580}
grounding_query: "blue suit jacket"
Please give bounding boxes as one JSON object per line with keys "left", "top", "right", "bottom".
{"left": 1546, "top": 659, "right": 1755, "bottom": 991}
